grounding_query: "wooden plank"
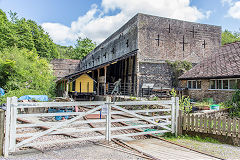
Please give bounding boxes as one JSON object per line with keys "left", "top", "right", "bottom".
{"left": 4, "top": 97, "right": 11, "bottom": 157}
{"left": 115, "top": 100, "right": 174, "bottom": 106}
{"left": 0, "top": 109, "right": 5, "bottom": 156}
{"left": 191, "top": 114, "right": 194, "bottom": 131}
{"left": 182, "top": 114, "right": 187, "bottom": 131}
{"left": 194, "top": 114, "right": 198, "bottom": 132}
{"left": 17, "top": 116, "right": 170, "bottom": 128}
{"left": 16, "top": 106, "right": 102, "bottom": 148}
{"left": 212, "top": 116, "right": 216, "bottom": 134}
{"left": 217, "top": 117, "right": 221, "bottom": 135}
{"left": 204, "top": 114, "right": 207, "bottom": 133}
{"left": 232, "top": 118, "right": 237, "bottom": 137}
{"left": 16, "top": 101, "right": 106, "bottom": 108}
{"left": 227, "top": 118, "right": 232, "bottom": 137}
{"left": 207, "top": 115, "right": 211, "bottom": 134}
{"left": 171, "top": 97, "right": 176, "bottom": 134}
{"left": 113, "top": 105, "right": 171, "bottom": 131}
{"left": 222, "top": 117, "right": 226, "bottom": 136}
{"left": 187, "top": 114, "right": 191, "bottom": 131}
{"left": 199, "top": 114, "right": 203, "bottom": 132}
{"left": 9, "top": 97, "right": 17, "bottom": 152}
{"left": 17, "top": 124, "right": 158, "bottom": 138}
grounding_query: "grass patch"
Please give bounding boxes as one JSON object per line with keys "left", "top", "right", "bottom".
{"left": 161, "top": 132, "right": 220, "bottom": 144}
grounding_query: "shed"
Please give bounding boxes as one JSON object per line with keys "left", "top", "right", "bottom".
{"left": 70, "top": 74, "right": 96, "bottom": 94}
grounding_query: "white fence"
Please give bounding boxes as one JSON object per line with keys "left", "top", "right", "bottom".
{"left": 4, "top": 96, "right": 179, "bottom": 157}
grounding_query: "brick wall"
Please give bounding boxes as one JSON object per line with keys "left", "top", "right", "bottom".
{"left": 51, "top": 59, "right": 81, "bottom": 80}
{"left": 137, "top": 13, "right": 222, "bottom": 64}
{"left": 180, "top": 79, "right": 234, "bottom": 103}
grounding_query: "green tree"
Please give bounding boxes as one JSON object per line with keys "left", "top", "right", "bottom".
{"left": 222, "top": 30, "right": 240, "bottom": 45}
{"left": 56, "top": 45, "right": 74, "bottom": 59}
{"left": 0, "top": 9, "right": 59, "bottom": 60}
{"left": 166, "top": 60, "right": 192, "bottom": 87}
{"left": 0, "top": 47, "right": 56, "bottom": 103}
{"left": 70, "top": 37, "right": 96, "bottom": 60}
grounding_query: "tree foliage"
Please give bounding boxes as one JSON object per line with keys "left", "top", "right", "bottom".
{"left": 0, "top": 9, "right": 59, "bottom": 60}
{"left": 0, "top": 47, "right": 56, "bottom": 103}
{"left": 70, "top": 37, "right": 96, "bottom": 60}
{"left": 222, "top": 30, "right": 240, "bottom": 45}
{"left": 166, "top": 60, "right": 192, "bottom": 87}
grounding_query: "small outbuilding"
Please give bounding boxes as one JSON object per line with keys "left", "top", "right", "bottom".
{"left": 179, "top": 42, "right": 240, "bottom": 103}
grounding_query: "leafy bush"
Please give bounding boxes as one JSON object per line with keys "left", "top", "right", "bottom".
{"left": 223, "top": 89, "right": 240, "bottom": 117}
{"left": 170, "top": 88, "right": 192, "bottom": 113}
{"left": 0, "top": 47, "right": 56, "bottom": 104}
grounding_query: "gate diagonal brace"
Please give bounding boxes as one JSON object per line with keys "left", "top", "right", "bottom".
{"left": 16, "top": 106, "right": 102, "bottom": 148}
{"left": 112, "top": 105, "right": 172, "bottom": 131}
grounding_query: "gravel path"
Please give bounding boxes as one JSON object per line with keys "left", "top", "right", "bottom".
{"left": 2, "top": 141, "right": 144, "bottom": 160}
{"left": 166, "top": 138, "right": 240, "bottom": 160}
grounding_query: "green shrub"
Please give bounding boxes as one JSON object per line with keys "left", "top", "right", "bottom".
{"left": 223, "top": 89, "right": 240, "bottom": 117}
{"left": 0, "top": 47, "right": 56, "bottom": 104}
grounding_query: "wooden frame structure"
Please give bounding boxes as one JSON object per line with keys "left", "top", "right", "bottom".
{"left": 4, "top": 97, "right": 179, "bottom": 157}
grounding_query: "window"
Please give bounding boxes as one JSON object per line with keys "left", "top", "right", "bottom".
{"left": 223, "top": 80, "right": 228, "bottom": 89}
{"left": 209, "top": 79, "right": 240, "bottom": 90}
{"left": 229, "top": 80, "right": 236, "bottom": 89}
{"left": 188, "top": 81, "right": 192, "bottom": 89}
{"left": 210, "top": 80, "right": 216, "bottom": 89}
{"left": 187, "top": 80, "right": 201, "bottom": 89}
{"left": 197, "top": 81, "right": 201, "bottom": 89}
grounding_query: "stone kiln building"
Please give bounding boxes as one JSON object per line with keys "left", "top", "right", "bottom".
{"left": 57, "top": 13, "right": 222, "bottom": 97}
{"left": 179, "top": 42, "right": 240, "bottom": 102}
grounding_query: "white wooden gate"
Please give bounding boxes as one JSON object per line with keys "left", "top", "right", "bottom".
{"left": 4, "top": 97, "right": 179, "bottom": 157}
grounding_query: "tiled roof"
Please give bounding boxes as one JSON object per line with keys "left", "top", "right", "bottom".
{"left": 179, "top": 41, "right": 240, "bottom": 80}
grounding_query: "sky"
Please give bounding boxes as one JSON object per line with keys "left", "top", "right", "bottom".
{"left": 0, "top": 0, "right": 240, "bottom": 46}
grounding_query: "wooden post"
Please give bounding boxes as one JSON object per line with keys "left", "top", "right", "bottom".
{"left": 104, "top": 66, "right": 107, "bottom": 95}
{"left": 4, "top": 97, "right": 11, "bottom": 157}
{"left": 9, "top": 97, "right": 17, "bottom": 152}
{"left": 178, "top": 110, "right": 183, "bottom": 136}
{"left": 65, "top": 80, "right": 69, "bottom": 98}
{"left": 105, "top": 96, "right": 111, "bottom": 142}
{"left": 175, "top": 97, "right": 179, "bottom": 136}
{"left": 0, "top": 109, "right": 5, "bottom": 156}
{"left": 171, "top": 97, "right": 176, "bottom": 134}
{"left": 97, "top": 68, "right": 100, "bottom": 95}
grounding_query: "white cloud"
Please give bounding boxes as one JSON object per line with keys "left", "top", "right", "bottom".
{"left": 221, "top": 0, "right": 233, "bottom": 6}
{"left": 42, "top": 0, "right": 211, "bottom": 46}
{"left": 228, "top": 1, "right": 240, "bottom": 19}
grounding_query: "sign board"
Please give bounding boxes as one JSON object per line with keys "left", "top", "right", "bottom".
{"left": 101, "top": 105, "right": 108, "bottom": 115}
{"left": 98, "top": 76, "right": 105, "bottom": 83}
{"left": 142, "top": 83, "right": 154, "bottom": 89}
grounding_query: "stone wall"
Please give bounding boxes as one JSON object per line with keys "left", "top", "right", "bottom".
{"left": 51, "top": 59, "right": 81, "bottom": 80}
{"left": 138, "top": 62, "right": 173, "bottom": 88}
{"left": 180, "top": 79, "right": 234, "bottom": 103}
{"left": 137, "top": 13, "right": 222, "bottom": 64}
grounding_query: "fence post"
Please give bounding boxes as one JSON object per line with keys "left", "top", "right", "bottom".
{"left": 175, "top": 97, "right": 179, "bottom": 137}
{"left": 105, "top": 96, "right": 111, "bottom": 142}
{"left": 4, "top": 97, "right": 11, "bottom": 157}
{"left": 0, "top": 109, "right": 5, "bottom": 156}
{"left": 171, "top": 97, "right": 176, "bottom": 134}
{"left": 9, "top": 97, "right": 17, "bottom": 152}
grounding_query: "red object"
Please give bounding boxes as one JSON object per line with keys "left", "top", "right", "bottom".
{"left": 86, "top": 114, "right": 106, "bottom": 119}
{"left": 75, "top": 106, "right": 79, "bottom": 112}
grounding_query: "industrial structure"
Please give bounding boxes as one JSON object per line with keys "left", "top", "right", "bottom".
{"left": 55, "top": 13, "right": 222, "bottom": 97}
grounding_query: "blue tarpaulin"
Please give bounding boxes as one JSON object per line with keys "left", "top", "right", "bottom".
{"left": 18, "top": 95, "right": 49, "bottom": 102}
{"left": 0, "top": 88, "right": 5, "bottom": 97}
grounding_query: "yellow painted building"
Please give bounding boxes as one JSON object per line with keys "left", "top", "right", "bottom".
{"left": 69, "top": 74, "right": 96, "bottom": 94}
